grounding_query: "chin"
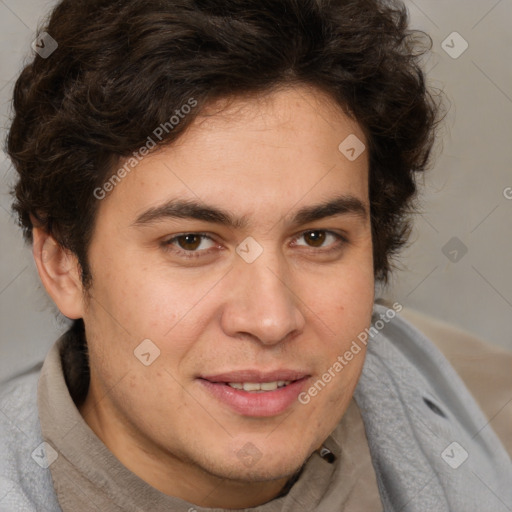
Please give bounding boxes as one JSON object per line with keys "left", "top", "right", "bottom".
{"left": 224, "top": 458, "right": 306, "bottom": 483}
{"left": 189, "top": 439, "right": 307, "bottom": 483}
{"left": 229, "top": 441, "right": 312, "bottom": 482}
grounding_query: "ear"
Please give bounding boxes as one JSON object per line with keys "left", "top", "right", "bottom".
{"left": 32, "top": 227, "right": 85, "bottom": 319}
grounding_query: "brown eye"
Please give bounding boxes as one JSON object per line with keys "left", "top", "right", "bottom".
{"left": 176, "top": 234, "right": 202, "bottom": 251}
{"left": 292, "top": 230, "right": 347, "bottom": 252}
{"left": 162, "top": 233, "right": 218, "bottom": 258}
{"left": 303, "top": 230, "right": 326, "bottom": 247}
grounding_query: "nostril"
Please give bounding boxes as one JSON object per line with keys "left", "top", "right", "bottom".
{"left": 423, "top": 397, "right": 447, "bottom": 418}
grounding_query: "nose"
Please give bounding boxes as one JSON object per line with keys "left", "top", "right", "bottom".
{"left": 220, "top": 250, "right": 306, "bottom": 346}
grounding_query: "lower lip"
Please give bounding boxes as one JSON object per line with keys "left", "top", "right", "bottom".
{"left": 198, "top": 378, "right": 309, "bottom": 417}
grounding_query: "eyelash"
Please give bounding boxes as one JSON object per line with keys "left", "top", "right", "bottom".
{"left": 161, "top": 230, "right": 348, "bottom": 260}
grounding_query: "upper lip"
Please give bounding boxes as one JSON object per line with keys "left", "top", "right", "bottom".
{"left": 199, "top": 370, "right": 310, "bottom": 383}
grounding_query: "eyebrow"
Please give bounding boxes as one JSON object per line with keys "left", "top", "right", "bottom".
{"left": 133, "top": 194, "right": 368, "bottom": 230}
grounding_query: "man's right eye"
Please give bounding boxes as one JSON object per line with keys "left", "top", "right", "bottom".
{"left": 161, "top": 233, "right": 219, "bottom": 258}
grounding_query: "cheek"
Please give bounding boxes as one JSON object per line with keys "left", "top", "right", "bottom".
{"left": 306, "top": 261, "right": 374, "bottom": 335}
{"left": 88, "top": 257, "right": 212, "bottom": 343}
{"left": 299, "top": 255, "right": 374, "bottom": 402}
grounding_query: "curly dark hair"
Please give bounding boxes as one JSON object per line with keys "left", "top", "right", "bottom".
{"left": 7, "top": 0, "right": 443, "bottom": 288}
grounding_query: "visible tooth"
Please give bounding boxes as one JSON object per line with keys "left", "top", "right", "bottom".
{"left": 260, "top": 381, "right": 278, "bottom": 391}
{"left": 227, "top": 380, "right": 293, "bottom": 391}
{"left": 242, "top": 382, "right": 261, "bottom": 392}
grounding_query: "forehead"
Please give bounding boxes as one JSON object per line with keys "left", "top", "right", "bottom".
{"left": 97, "top": 85, "right": 369, "bottom": 225}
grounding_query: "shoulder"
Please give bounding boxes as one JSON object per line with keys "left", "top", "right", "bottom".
{"left": 365, "top": 302, "right": 511, "bottom": 442}
{"left": 354, "top": 303, "right": 512, "bottom": 509}
{"left": 398, "top": 306, "right": 512, "bottom": 456}
{"left": 0, "top": 364, "right": 61, "bottom": 511}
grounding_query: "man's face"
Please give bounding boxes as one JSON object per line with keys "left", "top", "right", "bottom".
{"left": 80, "top": 85, "right": 374, "bottom": 500}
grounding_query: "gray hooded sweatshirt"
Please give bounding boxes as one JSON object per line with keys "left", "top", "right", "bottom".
{"left": 1, "top": 304, "right": 511, "bottom": 511}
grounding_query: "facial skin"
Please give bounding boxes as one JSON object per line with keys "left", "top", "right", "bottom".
{"left": 33, "top": 84, "right": 374, "bottom": 508}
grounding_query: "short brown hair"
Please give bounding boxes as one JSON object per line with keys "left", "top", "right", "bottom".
{"left": 7, "top": 0, "right": 443, "bottom": 287}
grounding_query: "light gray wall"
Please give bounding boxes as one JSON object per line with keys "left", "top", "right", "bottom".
{"left": 381, "top": 0, "right": 512, "bottom": 351}
{"left": 1, "top": 0, "right": 511, "bottom": 381}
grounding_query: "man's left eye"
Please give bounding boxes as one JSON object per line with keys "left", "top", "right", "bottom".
{"left": 293, "top": 230, "right": 346, "bottom": 250}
